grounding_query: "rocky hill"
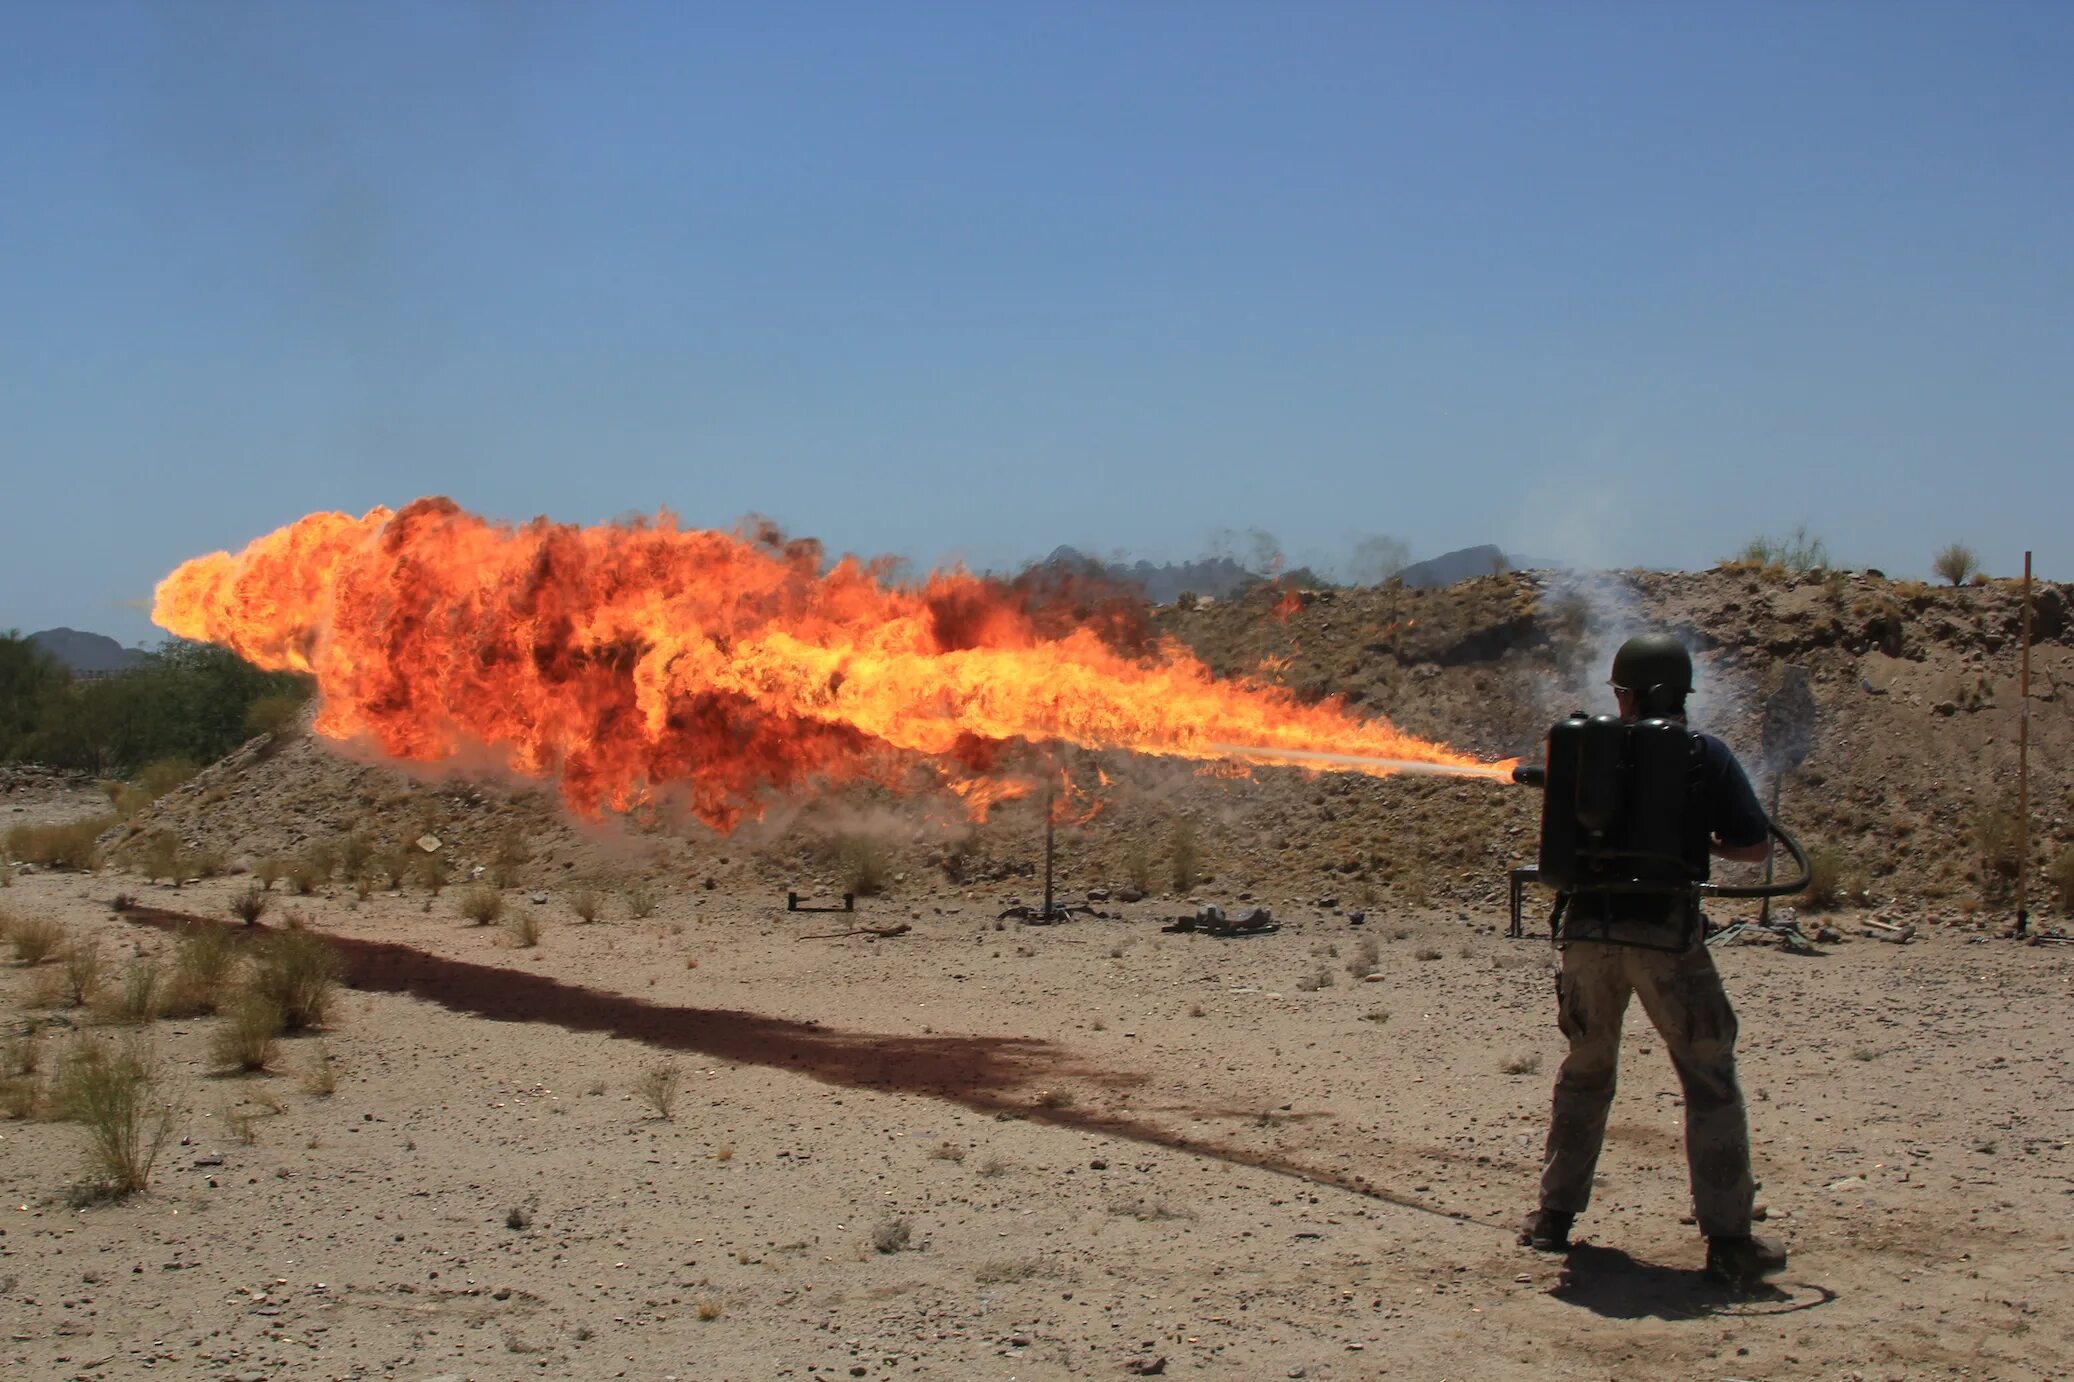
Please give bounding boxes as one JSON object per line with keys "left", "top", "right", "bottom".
{"left": 109, "top": 565, "right": 2069, "bottom": 928}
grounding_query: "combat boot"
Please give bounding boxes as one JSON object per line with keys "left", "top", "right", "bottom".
{"left": 1703, "top": 1233, "right": 1787, "bottom": 1286}
{"left": 1517, "top": 1209, "right": 1574, "bottom": 1252}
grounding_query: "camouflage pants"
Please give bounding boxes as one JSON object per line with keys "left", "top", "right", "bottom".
{"left": 1537, "top": 940, "right": 1755, "bottom": 1238}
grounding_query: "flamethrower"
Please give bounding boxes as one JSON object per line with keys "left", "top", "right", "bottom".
{"left": 1505, "top": 713, "right": 1811, "bottom": 950}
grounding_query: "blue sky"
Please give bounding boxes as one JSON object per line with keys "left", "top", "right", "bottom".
{"left": 4, "top": 1, "right": 2069, "bottom": 644}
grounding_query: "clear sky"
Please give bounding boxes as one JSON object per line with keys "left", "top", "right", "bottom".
{"left": 4, "top": 1, "right": 2069, "bottom": 645}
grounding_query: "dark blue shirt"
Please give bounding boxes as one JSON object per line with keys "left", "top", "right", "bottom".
{"left": 1688, "top": 731, "right": 1770, "bottom": 877}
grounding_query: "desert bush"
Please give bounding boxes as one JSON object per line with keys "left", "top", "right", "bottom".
{"left": 229, "top": 884, "right": 270, "bottom": 926}
{"left": 2047, "top": 848, "right": 2074, "bottom": 916}
{"left": 505, "top": 910, "right": 541, "bottom": 948}
{"left": 459, "top": 885, "right": 505, "bottom": 926}
{"left": 566, "top": 887, "right": 603, "bottom": 924}
{"left": 137, "top": 757, "right": 199, "bottom": 799}
{"left": 1933, "top": 544, "right": 1979, "bottom": 587}
{"left": 634, "top": 1061, "right": 682, "bottom": 1120}
{"left": 872, "top": 1217, "right": 913, "bottom": 1254}
{"left": 302, "top": 1042, "right": 337, "bottom": 1096}
{"left": 1800, "top": 845, "right": 1866, "bottom": 912}
{"left": 1169, "top": 817, "right": 1200, "bottom": 893}
{"left": 253, "top": 857, "right": 287, "bottom": 892}
{"left": 61, "top": 941, "right": 107, "bottom": 1006}
{"left": 1346, "top": 936, "right": 1381, "bottom": 978}
{"left": 131, "top": 830, "right": 184, "bottom": 884}
{"left": 106, "top": 959, "right": 164, "bottom": 1025}
{"left": 490, "top": 828, "right": 531, "bottom": 888}
{"left": 837, "top": 836, "right": 893, "bottom": 896}
{"left": 58, "top": 1039, "right": 180, "bottom": 1197}
{"left": 410, "top": 850, "right": 448, "bottom": 895}
{"left": 1734, "top": 525, "right": 1830, "bottom": 573}
{"left": 10, "top": 915, "right": 67, "bottom": 965}
{"left": 1500, "top": 1052, "right": 1544, "bottom": 1076}
{"left": 5, "top": 817, "right": 112, "bottom": 871}
{"left": 183, "top": 845, "right": 228, "bottom": 879}
{"left": 210, "top": 995, "right": 283, "bottom": 1072}
{"left": 374, "top": 844, "right": 412, "bottom": 889}
{"left": 623, "top": 883, "right": 659, "bottom": 920}
{"left": 1974, "top": 800, "right": 2024, "bottom": 903}
{"left": 1122, "top": 838, "right": 1153, "bottom": 896}
{"left": 247, "top": 926, "right": 340, "bottom": 1032}
{"left": 163, "top": 926, "right": 240, "bottom": 1016}
{"left": 337, "top": 831, "right": 375, "bottom": 882}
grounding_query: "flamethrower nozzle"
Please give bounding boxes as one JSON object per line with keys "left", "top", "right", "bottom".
{"left": 1512, "top": 764, "right": 1546, "bottom": 788}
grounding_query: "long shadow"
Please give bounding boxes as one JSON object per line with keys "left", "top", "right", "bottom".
{"left": 1552, "top": 1243, "right": 1837, "bottom": 1321}
{"left": 121, "top": 906, "right": 1488, "bottom": 1225}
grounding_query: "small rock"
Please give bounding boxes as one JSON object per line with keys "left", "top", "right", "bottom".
{"left": 1087, "top": 887, "right": 1110, "bottom": 902}
{"left": 529, "top": 891, "right": 548, "bottom": 905}
{"left": 192, "top": 1155, "right": 224, "bottom": 1168}
{"left": 1117, "top": 887, "right": 1146, "bottom": 903}
{"left": 1125, "top": 1357, "right": 1167, "bottom": 1376}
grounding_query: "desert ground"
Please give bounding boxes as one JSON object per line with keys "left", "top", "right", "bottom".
{"left": 4, "top": 768, "right": 2071, "bottom": 1382}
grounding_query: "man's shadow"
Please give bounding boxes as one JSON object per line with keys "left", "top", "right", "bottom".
{"left": 1551, "top": 1244, "right": 1835, "bottom": 1321}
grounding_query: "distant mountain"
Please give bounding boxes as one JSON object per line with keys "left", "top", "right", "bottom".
{"left": 28, "top": 627, "right": 149, "bottom": 675}
{"left": 1399, "top": 545, "right": 1566, "bottom": 589}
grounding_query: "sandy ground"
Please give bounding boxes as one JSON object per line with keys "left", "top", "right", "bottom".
{"left": 4, "top": 785, "right": 2073, "bottom": 1382}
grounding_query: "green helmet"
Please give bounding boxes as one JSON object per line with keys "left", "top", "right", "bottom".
{"left": 1611, "top": 633, "right": 1693, "bottom": 697}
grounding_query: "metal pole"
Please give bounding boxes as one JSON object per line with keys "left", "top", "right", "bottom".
{"left": 1759, "top": 775, "right": 1783, "bottom": 925}
{"left": 2016, "top": 551, "right": 2033, "bottom": 936}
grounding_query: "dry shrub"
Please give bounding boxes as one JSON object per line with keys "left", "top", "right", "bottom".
{"left": 163, "top": 926, "right": 240, "bottom": 1017}
{"left": 248, "top": 926, "right": 340, "bottom": 1032}
{"left": 566, "top": 887, "right": 603, "bottom": 924}
{"left": 58, "top": 1039, "right": 180, "bottom": 1198}
{"left": 1500, "top": 1052, "right": 1544, "bottom": 1076}
{"left": 1799, "top": 845, "right": 1866, "bottom": 912}
{"left": 623, "top": 883, "right": 659, "bottom": 920}
{"left": 245, "top": 691, "right": 305, "bottom": 740}
{"left": 105, "top": 959, "right": 164, "bottom": 1025}
{"left": 1345, "top": 936, "right": 1381, "bottom": 978}
{"left": 10, "top": 915, "right": 67, "bottom": 966}
{"left": 301, "top": 1042, "right": 337, "bottom": 1096}
{"left": 229, "top": 884, "right": 270, "bottom": 926}
{"left": 5, "top": 817, "right": 113, "bottom": 871}
{"left": 505, "top": 910, "right": 541, "bottom": 948}
{"left": 1974, "top": 801, "right": 2023, "bottom": 903}
{"left": 837, "top": 836, "right": 893, "bottom": 896}
{"left": 1122, "top": 838, "right": 1153, "bottom": 895}
{"left": 1933, "top": 544, "right": 1979, "bottom": 587}
{"left": 491, "top": 828, "right": 531, "bottom": 888}
{"left": 61, "top": 941, "right": 107, "bottom": 1007}
{"left": 1169, "top": 816, "right": 1200, "bottom": 893}
{"left": 872, "top": 1217, "right": 913, "bottom": 1254}
{"left": 634, "top": 1061, "right": 682, "bottom": 1120}
{"left": 459, "top": 885, "right": 505, "bottom": 926}
{"left": 253, "top": 857, "right": 288, "bottom": 892}
{"left": 210, "top": 996, "right": 283, "bottom": 1072}
{"left": 131, "top": 830, "right": 185, "bottom": 884}
{"left": 2048, "top": 848, "right": 2074, "bottom": 916}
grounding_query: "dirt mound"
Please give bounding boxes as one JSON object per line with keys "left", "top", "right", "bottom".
{"left": 117, "top": 565, "right": 2070, "bottom": 923}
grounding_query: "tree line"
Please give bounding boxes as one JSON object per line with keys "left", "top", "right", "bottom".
{"left": 0, "top": 633, "right": 310, "bottom": 776}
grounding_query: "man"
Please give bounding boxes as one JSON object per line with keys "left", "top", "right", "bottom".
{"left": 1518, "top": 633, "right": 1788, "bottom": 1286}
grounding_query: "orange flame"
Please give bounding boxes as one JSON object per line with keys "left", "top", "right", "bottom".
{"left": 153, "top": 500, "right": 1508, "bottom": 831}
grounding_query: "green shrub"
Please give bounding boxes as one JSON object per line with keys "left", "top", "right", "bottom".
{"left": 1732, "top": 525, "right": 1830, "bottom": 573}
{"left": 247, "top": 926, "right": 340, "bottom": 1032}
{"left": 57, "top": 1039, "right": 180, "bottom": 1197}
